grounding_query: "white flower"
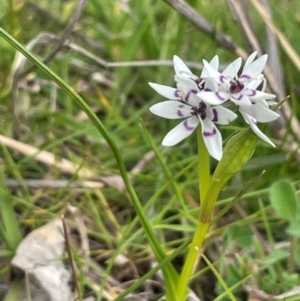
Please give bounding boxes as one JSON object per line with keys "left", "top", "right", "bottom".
{"left": 198, "top": 52, "right": 279, "bottom": 146}
{"left": 149, "top": 80, "right": 237, "bottom": 161}
{"left": 198, "top": 52, "right": 276, "bottom": 107}
{"left": 237, "top": 73, "right": 280, "bottom": 146}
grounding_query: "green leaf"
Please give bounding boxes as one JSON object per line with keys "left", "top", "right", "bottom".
{"left": 269, "top": 180, "right": 297, "bottom": 221}
{"left": 262, "top": 249, "right": 289, "bottom": 265}
{"left": 287, "top": 219, "right": 300, "bottom": 236}
{"left": 224, "top": 225, "right": 253, "bottom": 248}
{"left": 214, "top": 128, "right": 257, "bottom": 183}
{"left": 200, "top": 129, "right": 257, "bottom": 219}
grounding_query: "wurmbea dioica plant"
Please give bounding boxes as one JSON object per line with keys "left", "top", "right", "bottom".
{"left": 149, "top": 52, "right": 280, "bottom": 300}
{"left": 149, "top": 56, "right": 237, "bottom": 161}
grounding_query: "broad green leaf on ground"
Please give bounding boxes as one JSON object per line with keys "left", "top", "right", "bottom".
{"left": 261, "top": 249, "right": 289, "bottom": 265}
{"left": 269, "top": 180, "right": 297, "bottom": 221}
{"left": 223, "top": 225, "right": 253, "bottom": 249}
{"left": 287, "top": 219, "right": 300, "bottom": 236}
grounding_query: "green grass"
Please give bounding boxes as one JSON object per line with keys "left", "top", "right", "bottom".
{"left": 0, "top": 0, "right": 300, "bottom": 300}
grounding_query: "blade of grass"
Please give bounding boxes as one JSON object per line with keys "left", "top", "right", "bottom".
{"left": 202, "top": 254, "right": 238, "bottom": 301}
{"left": 140, "top": 120, "right": 189, "bottom": 215}
{"left": 0, "top": 170, "right": 22, "bottom": 251}
{"left": 0, "top": 28, "right": 179, "bottom": 300}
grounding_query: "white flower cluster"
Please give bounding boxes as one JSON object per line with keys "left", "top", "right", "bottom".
{"left": 149, "top": 53, "right": 279, "bottom": 160}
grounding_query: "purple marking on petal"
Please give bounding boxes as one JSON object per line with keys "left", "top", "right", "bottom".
{"left": 216, "top": 92, "right": 226, "bottom": 101}
{"left": 239, "top": 74, "right": 251, "bottom": 80}
{"left": 203, "top": 127, "right": 217, "bottom": 137}
{"left": 183, "top": 119, "right": 194, "bottom": 131}
{"left": 185, "top": 91, "right": 191, "bottom": 102}
{"left": 204, "top": 88, "right": 212, "bottom": 91}
{"left": 175, "top": 89, "right": 180, "bottom": 97}
{"left": 177, "top": 104, "right": 184, "bottom": 117}
{"left": 232, "top": 94, "right": 243, "bottom": 101}
{"left": 185, "top": 89, "right": 198, "bottom": 102}
{"left": 246, "top": 89, "right": 256, "bottom": 97}
{"left": 220, "top": 75, "right": 226, "bottom": 84}
{"left": 211, "top": 108, "right": 218, "bottom": 122}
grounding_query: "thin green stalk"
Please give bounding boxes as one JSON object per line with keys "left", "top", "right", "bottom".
{"left": 176, "top": 221, "right": 209, "bottom": 300}
{"left": 288, "top": 235, "right": 297, "bottom": 274}
{"left": 0, "top": 28, "right": 179, "bottom": 301}
{"left": 177, "top": 126, "right": 258, "bottom": 300}
{"left": 0, "top": 170, "right": 22, "bottom": 251}
{"left": 197, "top": 127, "right": 210, "bottom": 204}
{"left": 176, "top": 127, "right": 211, "bottom": 300}
{"left": 141, "top": 121, "right": 189, "bottom": 214}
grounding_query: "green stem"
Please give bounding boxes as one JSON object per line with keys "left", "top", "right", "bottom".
{"left": 0, "top": 28, "right": 179, "bottom": 301}
{"left": 176, "top": 127, "right": 211, "bottom": 300}
{"left": 176, "top": 221, "right": 209, "bottom": 300}
{"left": 197, "top": 127, "right": 210, "bottom": 203}
{"left": 288, "top": 235, "right": 297, "bottom": 274}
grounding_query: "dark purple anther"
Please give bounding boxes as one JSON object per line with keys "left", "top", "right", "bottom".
{"left": 194, "top": 78, "right": 205, "bottom": 90}
{"left": 229, "top": 80, "right": 244, "bottom": 94}
{"left": 192, "top": 102, "right": 207, "bottom": 120}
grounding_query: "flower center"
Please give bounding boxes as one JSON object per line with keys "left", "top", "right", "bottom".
{"left": 192, "top": 102, "right": 207, "bottom": 120}
{"left": 194, "top": 78, "right": 205, "bottom": 90}
{"left": 229, "top": 80, "right": 244, "bottom": 94}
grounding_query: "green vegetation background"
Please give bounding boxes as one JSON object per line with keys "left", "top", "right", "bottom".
{"left": 0, "top": 0, "right": 300, "bottom": 300}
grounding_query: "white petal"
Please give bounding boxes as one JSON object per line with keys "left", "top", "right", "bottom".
{"left": 173, "top": 55, "right": 196, "bottom": 77}
{"left": 209, "top": 55, "right": 219, "bottom": 70}
{"left": 198, "top": 91, "right": 230, "bottom": 105}
{"left": 247, "top": 76, "right": 263, "bottom": 89}
{"left": 239, "top": 102, "right": 279, "bottom": 123}
{"left": 222, "top": 57, "right": 242, "bottom": 79}
{"left": 240, "top": 54, "right": 268, "bottom": 81}
{"left": 230, "top": 93, "right": 252, "bottom": 106}
{"left": 149, "top": 82, "right": 181, "bottom": 100}
{"left": 175, "top": 74, "right": 200, "bottom": 106}
{"left": 202, "top": 60, "right": 224, "bottom": 86}
{"left": 243, "top": 51, "right": 257, "bottom": 71}
{"left": 204, "top": 77, "right": 218, "bottom": 92}
{"left": 246, "top": 90, "right": 276, "bottom": 101}
{"left": 149, "top": 101, "right": 192, "bottom": 119}
{"left": 162, "top": 116, "right": 199, "bottom": 146}
{"left": 207, "top": 105, "right": 237, "bottom": 125}
{"left": 201, "top": 118, "right": 223, "bottom": 161}
{"left": 187, "top": 92, "right": 202, "bottom": 107}
{"left": 241, "top": 112, "right": 275, "bottom": 147}
{"left": 201, "top": 55, "right": 219, "bottom": 78}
